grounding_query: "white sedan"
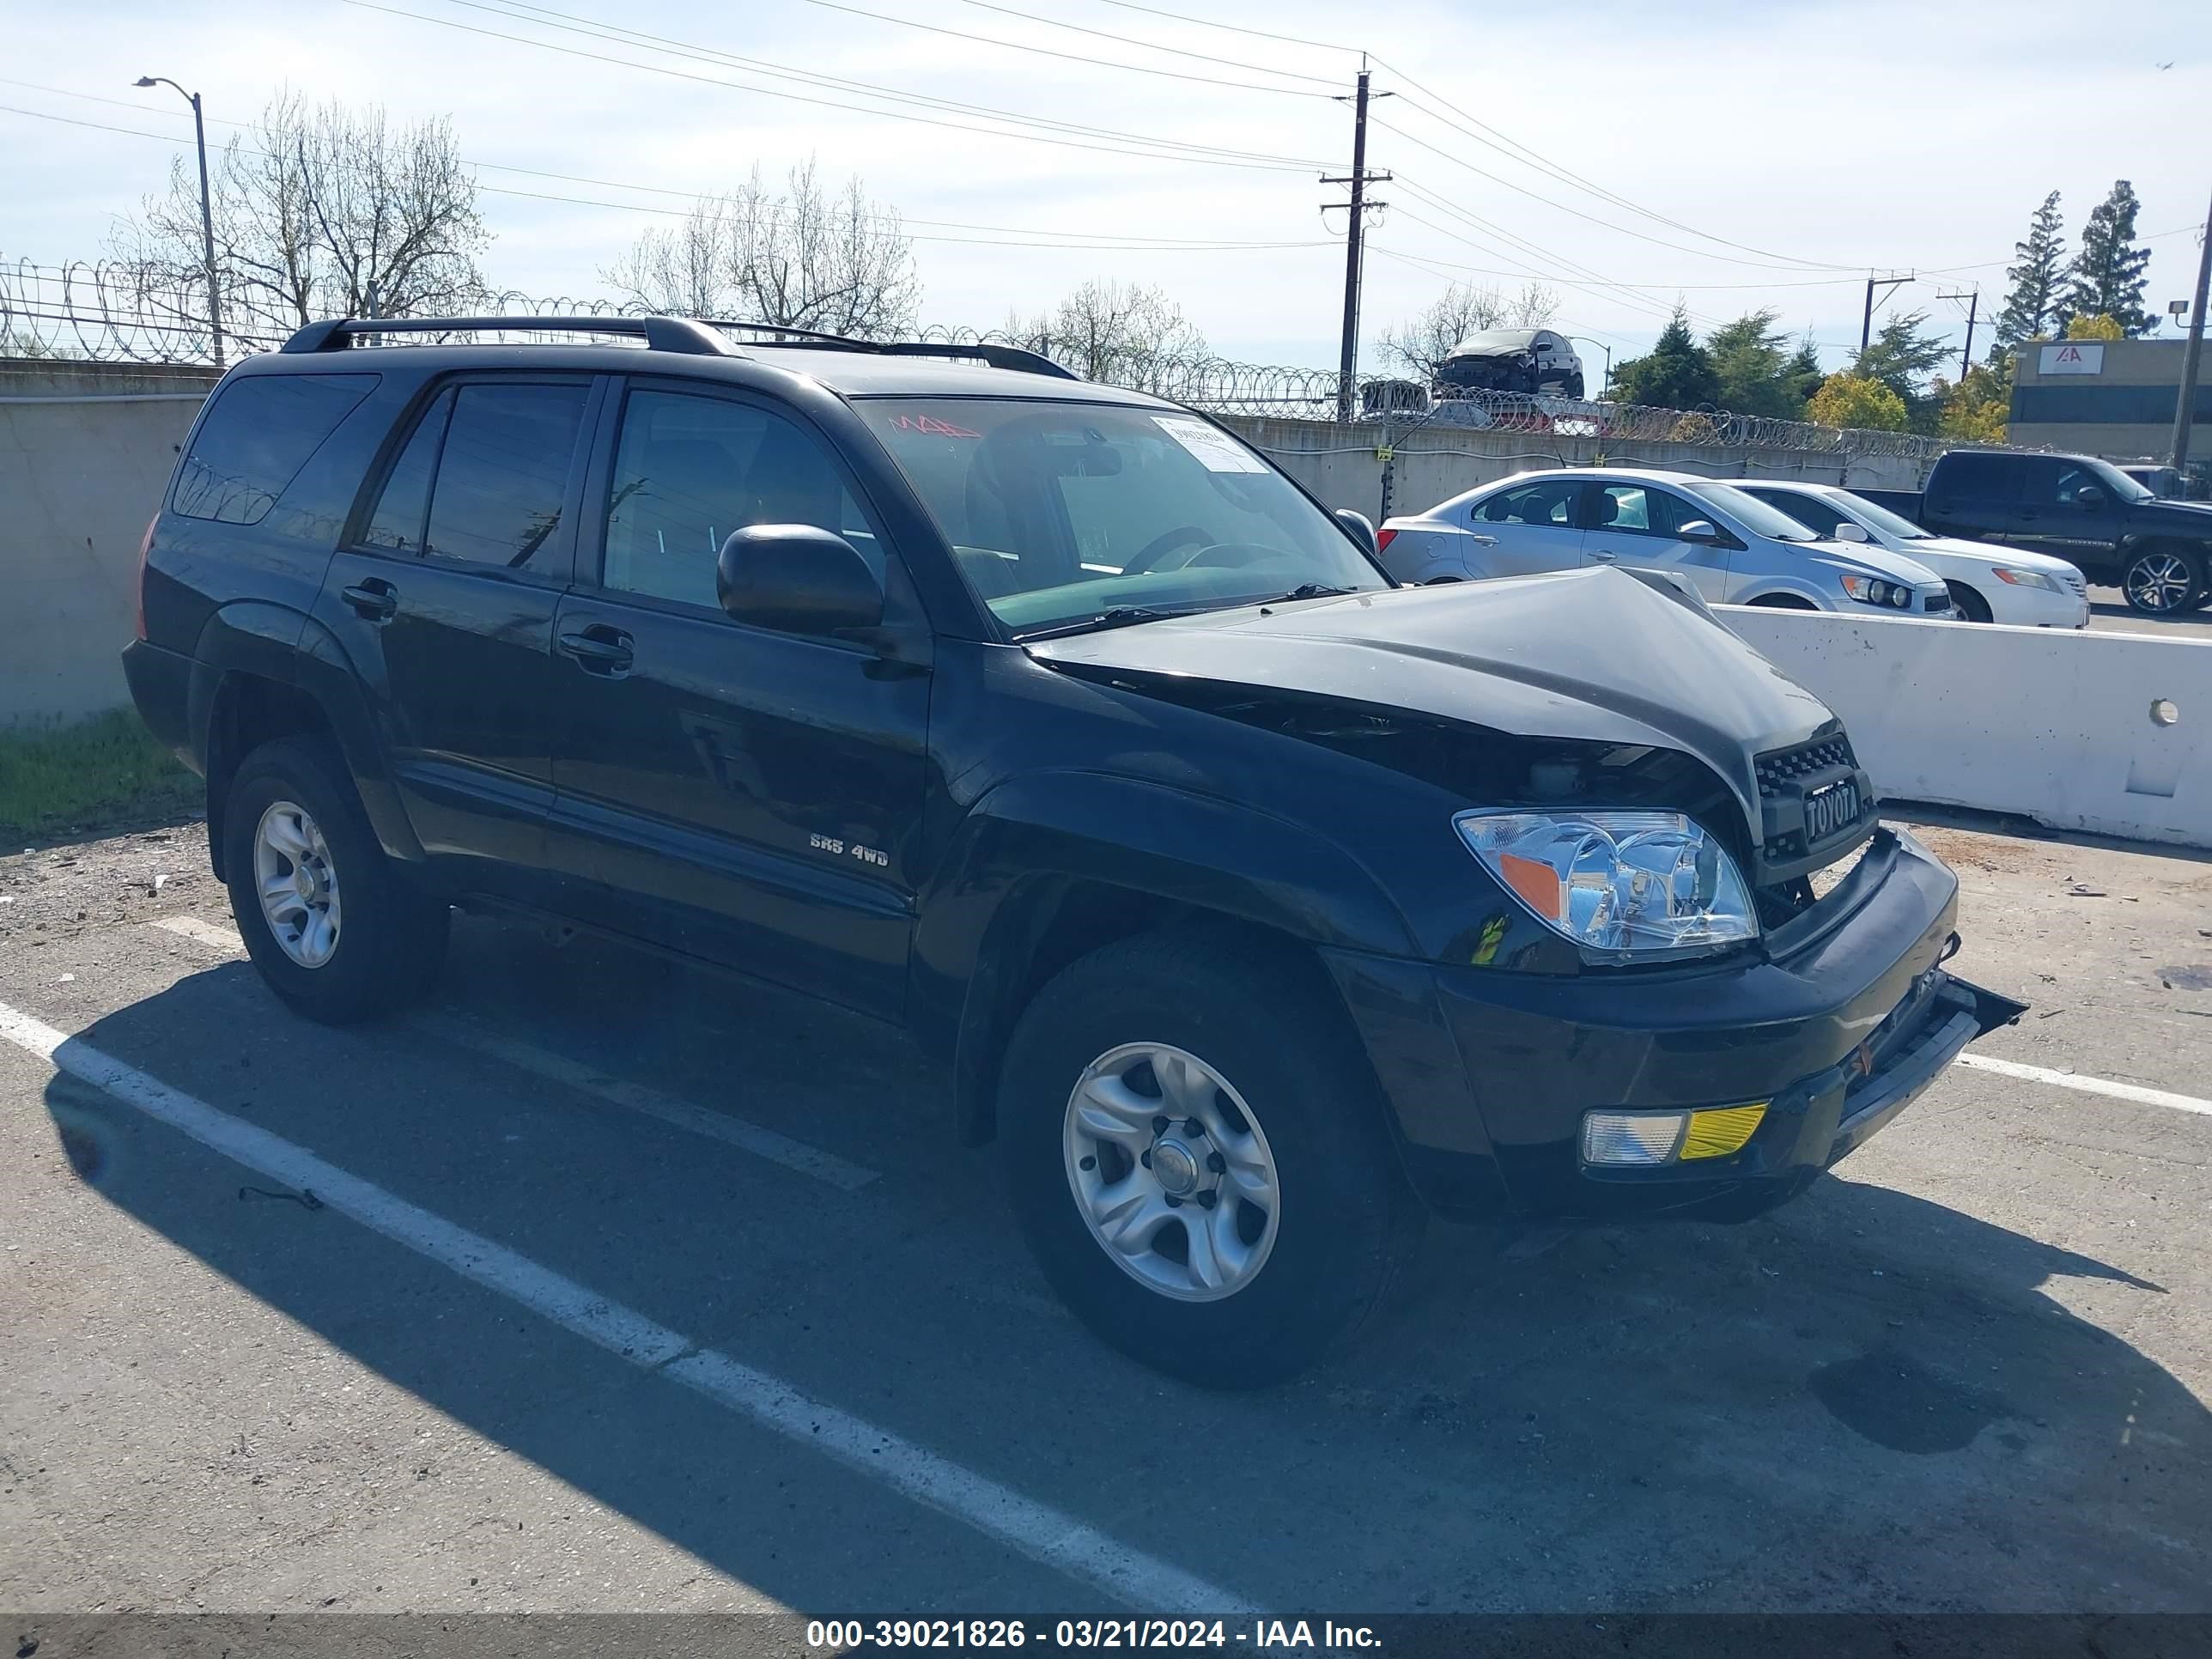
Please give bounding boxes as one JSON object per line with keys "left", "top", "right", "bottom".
{"left": 1733, "top": 481, "right": 2090, "bottom": 628}
{"left": 1377, "top": 468, "right": 1954, "bottom": 617}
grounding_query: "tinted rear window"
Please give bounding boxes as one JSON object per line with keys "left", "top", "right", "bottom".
{"left": 173, "top": 373, "right": 377, "bottom": 525}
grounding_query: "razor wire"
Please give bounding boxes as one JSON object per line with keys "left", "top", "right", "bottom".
{"left": 3, "top": 260, "right": 1950, "bottom": 461}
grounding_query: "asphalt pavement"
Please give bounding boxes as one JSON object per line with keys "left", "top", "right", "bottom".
{"left": 2, "top": 817, "right": 2208, "bottom": 1620}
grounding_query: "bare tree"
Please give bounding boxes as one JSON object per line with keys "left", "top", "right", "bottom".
{"left": 110, "top": 91, "right": 489, "bottom": 345}
{"left": 1378, "top": 280, "right": 1559, "bottom": 380}
{"left": 604, "top": 159, "right": 920, "bottom": 338}
{"left": 1010, "top": 280, "right": 1209, "bottom": 389}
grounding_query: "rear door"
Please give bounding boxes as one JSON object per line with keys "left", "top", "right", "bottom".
{"left": 1465, "top": 476, "right": 1588, "bottom": 575}
{"left": 318, "top": 373, "right": 602, "bottom": 893}
{"left": 544, "top": 379, "right": 931, "bottom": 1020}
{"left": 1577, "top": 481, "right": 1733, "bottom": 600}
{"left": 2007, "top": 459, "right": 2124, "bottom": 563}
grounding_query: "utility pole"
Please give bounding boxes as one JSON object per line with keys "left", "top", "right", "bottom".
{"left": 1939, "top": 289, "right": 1979, "bottom": 379}
{"left": 2170, "top": 185, "right": 2212, "bottom": 472}
{"left": 1860, "top": 271, "right": 1912, "bottom": 356}
{"left": 1322, "top": 60, "right": 1390, "bottom": 423}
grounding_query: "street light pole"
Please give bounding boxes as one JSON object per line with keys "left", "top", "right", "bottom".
{"left": 135, "top": 76, "right": 224, "bottom": 368}
{"left": 2170, "top": 185, "right": 2212, "bottom": 474}
{"left": 1565, "top": 337, "right": 1613, "bottom": 398}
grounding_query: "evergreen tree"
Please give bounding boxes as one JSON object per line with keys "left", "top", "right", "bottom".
{"left": 1991, "top": 191, "right": 2067, "bottom": 358}
{"left": 2064, "top": 180, "right": 2156, "bottom": 337}
{"left": 1853, "top": 312, "right": 1953, "bottom": 431}
{"left": 1705, "top": 308, "right": 1800, "bottom": 417}
{"left": 1609, "top": 306, "right": 1721, "bottom": 410}
{"left": 1783, "top": 335, "right": 1826, "bottom": 409}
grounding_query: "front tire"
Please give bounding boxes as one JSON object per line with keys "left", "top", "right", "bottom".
{"left": 998, "top": 931, "right": 1419, "bottom": 1389}
{"left": 2121, "top": 545, "right": 2207, "bottom": 617}
{"left": 1945, "top": 581, "right": 1993, "bottom": 623}
{"left": 223, "top": 736, "right": 450, "bottom": 1024}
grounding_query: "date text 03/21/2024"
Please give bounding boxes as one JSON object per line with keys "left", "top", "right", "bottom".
{"left": 804, "top": 1620, "right": 1382, "bottom": 1650}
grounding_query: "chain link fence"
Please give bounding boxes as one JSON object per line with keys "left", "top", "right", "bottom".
{"left": 3, "top": 260, "right": 1947, "bottom": 462}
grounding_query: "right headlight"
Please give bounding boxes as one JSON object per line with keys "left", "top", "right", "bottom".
{"left": 1454, "top": 809, "right": 1758, "bottom": 961}
{"left": 1991, "top": 567, "right": 2059, "bottom": 591}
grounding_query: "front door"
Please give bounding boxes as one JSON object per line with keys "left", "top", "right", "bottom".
{"left": 1578, "top": 481, "right": 1733, "bottom": 600}
{"left": 317, "top": 373, "right": 601, "bottom": 892}
{"left": 545, "top": 380, "right": 931, "bottom": 1020}
{"left": 2007, "top": 459, "right": 2124, "bottom": 562}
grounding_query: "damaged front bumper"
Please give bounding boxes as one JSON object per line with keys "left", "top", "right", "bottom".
{"left": 1321, "top": 827, "right": 2028, "bottom": 1224}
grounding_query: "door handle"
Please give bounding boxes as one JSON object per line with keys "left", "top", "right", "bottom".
{"left": 341, "top": 579, "right": 398, "bottom": 622}
{"left": 557, "top": 624, "right": 634, "bottom": 676}
{"left": 1468, "top": 533, "right": 1498, "bottom": 546}
{"left": 1588, "top": 548, "right": 1617, "bottom": 562}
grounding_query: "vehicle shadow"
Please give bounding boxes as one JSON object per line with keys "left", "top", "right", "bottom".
{"left": 35, "top": 949, "right": 2212, "bottom": 1613}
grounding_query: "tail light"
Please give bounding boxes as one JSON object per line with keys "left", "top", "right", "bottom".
{"left": 134, "top": 514, "right": 156, "bottom": 641}
{"left": 1376, "top": 527, "right": 1398, "bottom": 553}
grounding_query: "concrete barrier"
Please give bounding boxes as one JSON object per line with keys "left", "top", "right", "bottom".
{"left": 2, "top": 360, "right": 216, "bottom": 726}
{"left": 1720, "top": 605, "right": 2212, "bottom": 848}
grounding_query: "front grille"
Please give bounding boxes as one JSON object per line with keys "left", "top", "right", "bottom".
{"left": 1755, "top": 732, "right": 1857, "bottom": 799}
{"left": 2061, "top": 570, "right": 2087, "bottom": 598}
{"left": 1923, "top": 592, "right": 1951, "bottom": 612}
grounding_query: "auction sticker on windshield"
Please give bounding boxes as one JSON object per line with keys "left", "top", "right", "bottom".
{"left": 1152, "top": 414, "right": 1267, "bottom": 473}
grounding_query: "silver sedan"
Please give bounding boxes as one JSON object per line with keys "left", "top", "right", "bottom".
{"left": 1378, "top": 467, "right": 1954, "bottom": 617}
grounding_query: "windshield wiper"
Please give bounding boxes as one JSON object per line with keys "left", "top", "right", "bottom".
{"left": 1258, "top": 583, "right": 1358, "bottom": 603}
{"left": 1012, "top": 605, "right": 1177, "bottom": 642}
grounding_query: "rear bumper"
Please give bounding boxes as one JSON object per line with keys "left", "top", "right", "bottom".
{"left": 1322, "top": 827, "right": 2026, "bottom": 1223}
{"left": 121, "top": 639, "right": 199, "bottom": 773}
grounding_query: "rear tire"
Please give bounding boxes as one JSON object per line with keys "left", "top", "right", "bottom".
{"left": 997, "top": 931, "right": 1419, "bottom": 1389}
{"left": 1945, "top": 581, "right": 1992, "bottom": 623}
{"left": 223, "top": 736, "right": 449, "bottom": 1024}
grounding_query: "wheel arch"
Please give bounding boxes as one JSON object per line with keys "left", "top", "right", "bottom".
{"left": 912, "top": 775, "right": 1414, "bottom": 1146}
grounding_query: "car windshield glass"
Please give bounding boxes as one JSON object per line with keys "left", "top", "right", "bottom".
{"left": 2085, "top": 457, "right": 2155, "bottom": 502}
{"left": 856, "top": 398, "right": 1386, "bottom": 635}
{"left": 1838, "top": 494, "right": 1932, "bottom": 539}
{"left": 1690, "top": 481, "right": 1824, "bottom": 541}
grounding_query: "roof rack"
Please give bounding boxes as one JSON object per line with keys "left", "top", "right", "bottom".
{"left": 281, "top": 315, "right": 733, "bottom": 356}
{"left": 701, "top": 320, "right": 1078, "bottom": 381}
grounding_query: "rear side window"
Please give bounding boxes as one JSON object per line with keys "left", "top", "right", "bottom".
{"left": 1936, "top": 453, "right": 2018, "bottom": 498}
{"left": 360, "top": 390, "right": 453, "bottom": 554}
{"left": 173, "top": 373, "right": 377, "bottom": 525}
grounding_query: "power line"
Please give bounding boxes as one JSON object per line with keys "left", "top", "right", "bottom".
{"left": 786, "top": 0, "right": 1333, "bottom": 97}
{"left": 335, "top": 0, "right": 1326, "bottom": 173}
{"left": 0, "top": 103, "right": 1335, "bottom": 255}
{"left": 437, "top": 0, "right": 1328, "bottom": 159}
{"left": 1085, "top": 0, "right": 1358, "bottom": 55}
{"left": 1372, "top": 114, "right": 1859, "bottom": 275}
{"left": 949, "top": 0, "right": 1341, "bottom": 88}
{"left": 1378, "top": 207, "right": 1881, "bottom": 291}
{"left": 1368, "top": 57, "right": 1859, "bottom": 272}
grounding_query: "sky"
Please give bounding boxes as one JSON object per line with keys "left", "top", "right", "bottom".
{"left": 5, "top": 0, "right": 2208, "bottom": 377}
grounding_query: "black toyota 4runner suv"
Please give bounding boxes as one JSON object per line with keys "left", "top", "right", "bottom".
{"left": 125, "top": 316, "right": 2024, "bottom": 1385}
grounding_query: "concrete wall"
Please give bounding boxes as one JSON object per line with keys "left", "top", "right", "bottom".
{"left": 1, "top": 359, "right": 217, "bottom": 725}
{"left": 1721, "top": 605, "right": 2212, "bottom": 848}
{"left": 1217, "top": 415, "right": 1931, "bottom": 524}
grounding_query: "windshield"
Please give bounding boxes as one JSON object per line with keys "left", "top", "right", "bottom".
{"left": 1689, "top": 481, "right": 1829, "bottom": 542}
{"left": 1838, "top": 493, "right": 1933, "bottom": 539}
{"left": 857, "top": 398, "right": 1387, "bottom": 636}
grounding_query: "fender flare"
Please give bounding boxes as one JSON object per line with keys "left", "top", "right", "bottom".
{"left": 913, "top": 771, "right": 1417, "bottom": 1143}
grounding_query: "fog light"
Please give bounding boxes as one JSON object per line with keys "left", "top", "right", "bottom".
{"left": 1680, "top": 1103, "right": 1767, "bottom": 1159}
{"left": 1583, "top": 1111, "right": 1688, "bottom": 1166}
{"left": 1582, "top": 1103, "right": 1769, "bottom": 1166}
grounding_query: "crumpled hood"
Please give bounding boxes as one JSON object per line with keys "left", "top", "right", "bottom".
{"left": 1026, "top": 566, "right": 1839, "bottom": 826}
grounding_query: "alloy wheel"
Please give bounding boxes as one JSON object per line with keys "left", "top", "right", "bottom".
{"left": 2124, "top": 551, "right": 2196, "bottom": 614}
{"left": 252, "top": 799, "right": 342, "bottom": 968}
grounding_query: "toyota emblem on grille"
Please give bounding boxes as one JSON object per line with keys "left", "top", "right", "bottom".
{"left": 1804, "top": 778, "right": 1860, "bottom": 845}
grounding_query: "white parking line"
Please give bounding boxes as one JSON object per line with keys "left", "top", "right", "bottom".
{"left": 148, "top": 916, "right": 878, "bottom": 1190}
{"left": 0, "top": 996, "right": 1255, "bottom": 1617}
{"left": 1957, "top": 1052, "right": 2212, "bottom": 1118}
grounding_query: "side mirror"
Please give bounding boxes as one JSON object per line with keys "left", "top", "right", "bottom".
{"left": 1831, "top": 520, "right": 1871, "bottom": 543}
{"left": 1676, "top": 519, "right": 1724, "bottom": 545}
{"left": 717, "top": 525, "right": 884, "bottom": 638}
{"left": 1335, "top": 507, "right": 1379, "bottom": 557}
{"left": 2074, "top": 484, "right": 2106, "bottom": 509}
